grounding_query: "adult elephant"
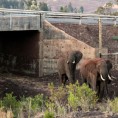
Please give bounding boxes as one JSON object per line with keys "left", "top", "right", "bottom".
{"left": 97, "top": 59, "right": 113, "bottom": 100}
{"left": 57, "top": 50, "right": 83, "bottom": 86}
{"left": 79, "top": 58, "right": 113, "bottom": 100}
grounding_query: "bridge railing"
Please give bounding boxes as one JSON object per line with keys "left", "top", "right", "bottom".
{"left": 0, "top": 8, "right": 46, "bottom": 31}
{"left": 45, "top": 11, "right": 118, "bottom": 25}
{"left": 0, "top": 8, "right": 118, "bottom": 29}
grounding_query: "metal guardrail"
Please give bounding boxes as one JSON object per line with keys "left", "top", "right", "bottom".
{"left": 102, "top": 52, "right": 118, "bottom": 56}
{"left": 0, "top": 8, "right": 118, "bottom": 26}
{"left": 0, "top": 8, "right": 46, "bottom": 15}
{"left": 45, "top": 11, "right": 118, "bottom": 25}
{"left": 0, "top": 8, "right": 118, "bottom": 19}
{"left": 46, "top": 12, "right": 118, "bottom": 19}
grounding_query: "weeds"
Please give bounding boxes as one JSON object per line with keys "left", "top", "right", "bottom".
{"left": 1, "top": 82, "right": 117, "bottom": 118}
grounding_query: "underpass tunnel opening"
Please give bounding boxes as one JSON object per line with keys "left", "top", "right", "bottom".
{"left": 0, "top": 30, "right": 40, "bottom": 76}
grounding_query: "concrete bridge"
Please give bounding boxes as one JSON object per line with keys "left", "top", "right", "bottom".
{"left": 0, "top": 8, "right": 116, "bottom": 77}
{"left": 0, "top": 8, "right": 44, "bottom": 31}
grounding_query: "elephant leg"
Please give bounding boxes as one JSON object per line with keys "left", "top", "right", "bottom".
{"left": 59, "top": 74, "right": 65, "bottom": 85}
{"left": 72, "top": 74, "right": 76, "bottom": 84}
{"left": 63, "top": 75, "right": 68, "bottom": 86}
{"left": 96, "top": 81, "right": 100, "bottom": 97}
{"left": 105, "top": 82, "right": 109, "bottom": 99}
{"left": 68, "top": 76, "right": 75, "bottom": 84}
{"left": 90, "top": 81, "right": 96, "bottom": 91}
{"left": 80, "top": 73, "right": 86, "bottom": 85}
{"left": 99, "top": 82, "right": 105, "bottom": 100}
{"left": 60, "top": 74, "right": 69, "bottom": 86}
{"left": 90, "top": 75, "right": 97, "bottom": 91}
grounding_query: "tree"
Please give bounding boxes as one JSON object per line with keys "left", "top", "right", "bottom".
{"left": 30, "top": 0, "right": 38, "bottom": 10}
{"left": 79, "top": 6, "right": 84, "bottom": 13}
{"left": 39, "top": 2, "right": 50, "bottom": 11}
{"left": 68, "top": 2, "right": 73, "bottom": 12}
{"left": 59, "top": 3, "right": 74, "bottom": 13}
{"left": 60, "top": 6, "right": 64, "bottom": 12}
{"left": 104, "top": 2, "right": 113, "bottom": 15}
{"left": 0, "top": 0, "right": 22, "bottom": 9}
{"left": 24, "top": 0, "right": 32, "bottom": 9}
{"left": 95, "top": 6, "right": 105, "bottom": 14}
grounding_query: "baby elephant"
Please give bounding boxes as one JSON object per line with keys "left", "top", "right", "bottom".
{"left": 57, "top": 50, "right": 83, "bottom": 86}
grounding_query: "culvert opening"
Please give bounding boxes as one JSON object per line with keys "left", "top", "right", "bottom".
{"left": 0, "top": 30, "right": 40, "bottom": 77}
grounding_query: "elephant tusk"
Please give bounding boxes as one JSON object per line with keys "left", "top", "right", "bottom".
{"left": 72, "top": 60, "right": 75, "bottom": 64}
{"left": 111, "top": 76, "right": 117, "bottom": 80}
{"left": 108, "top": 74, "right": 113, "bottom": 81}
{"left": 100, "top": 75, "right": 105, "bottom": 81}
{"left": 67, "top": 61, "right": 69, "bottom": 64}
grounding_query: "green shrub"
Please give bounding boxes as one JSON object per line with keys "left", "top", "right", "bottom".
{"left": 2, "top": 93, "right": 20, "bottom": 109}
{"left": 0, "top": 82, "right": 98, "bottom": 117}
{"left": 67, "top": 91, "right": 78, "bottom": 111}
{"left": 67, "top": 82, "right": 98, "bottom": 111}
{"left": 19, "top": 94, "right": 45, "bottom": 118}
{"left": 47, "top": 83, "right": 67, "bottom": 116}
{"left": 108, "top": 97, "right": 118, "bottom": 113}
{"left": 1, "top": 93, "right": 21, "bottom": 118}
{"left": 44, "top": 110, "right": 54, "bottom": 118}
{"left": 48, "top": 82, "right": 67, "bottom": 105}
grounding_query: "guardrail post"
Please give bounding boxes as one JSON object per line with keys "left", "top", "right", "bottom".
{"left": 79, "top": 16, "right": 82, "bottom": 25}
{"left": 10, "top": 13, "right": 12, "bottom": 30}
{"left": 113, "top": 17, "right": 117, "bottom": 26}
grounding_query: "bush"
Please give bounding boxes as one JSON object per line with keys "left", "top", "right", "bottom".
{"left": 44, "top": 110, "right": 54, "bottom": 118}
{"left": 0, "top": 82, "right": 98, "bottom": 117}
{"left": 1, "top": 93, "right": 21, "bottom": 117}
{"left": 2, "top": 93, "right": 20, "bottom": 109}
{"left": 67, "top": 82, "right": 98, "bottom": 111}
{"left": 108, "top": 97, "right": 118, "bottom": 113}
{"left": 47, "top": 83, "right": 67, "bottom": 117}
{"left": 19, "top": 94, "right": 45, "bottom": 117}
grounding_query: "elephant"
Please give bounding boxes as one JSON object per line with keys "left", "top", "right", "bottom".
{"left": 79, "top": 58, "right": 113, "bottom": 100}
{"left": 57, "top": 50, "right": 83, "bottom": 86}
{"left": 97, "top": 59, "right": 113, "bottom": 100}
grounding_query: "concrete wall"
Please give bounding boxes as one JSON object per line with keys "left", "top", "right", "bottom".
{"left": 0, "top": 16, "right": 41, "bottom": 31}
{"left": 40, "top": 20, "right": 97, "bottom": 76}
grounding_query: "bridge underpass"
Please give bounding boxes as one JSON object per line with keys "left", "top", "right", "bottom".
{"left": 0, "top": 30, "right": 40, "bottom": 76}
{"left": 0, "top": 8, "right": 117, "bottom": 77}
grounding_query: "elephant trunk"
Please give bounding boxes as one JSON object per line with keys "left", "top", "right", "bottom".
{"left": 100, "top": 67, "right": 108, "bottom": 81}
{"left": 69, "top": 64, "right": 76, "bottom": 84}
